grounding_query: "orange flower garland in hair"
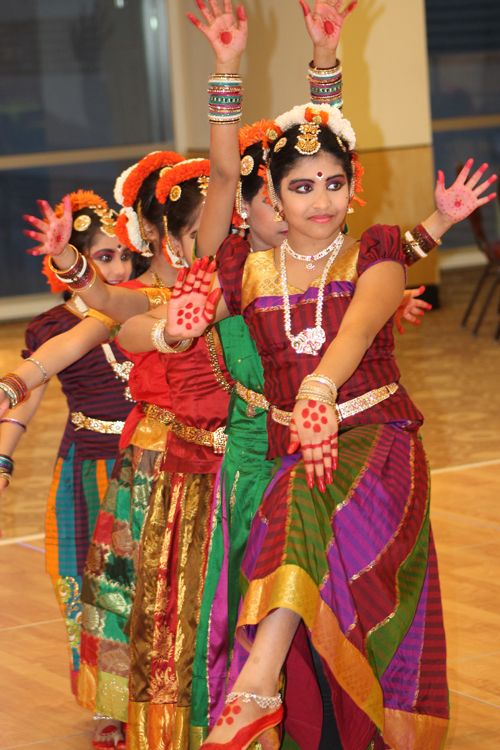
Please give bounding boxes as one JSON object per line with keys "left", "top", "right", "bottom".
{"left": 238, "top": 119, "right": 279, "bottom": 156}
{"left": 351, "top": 152, "right": 366, "bottom": 208}
{"left": 43, "top": 190, "right": 112, "bottom": 294}
{"left": 116, "top": 151, "right": 184, "bottom": 208}
{"left": 53, "top": 189, "right": 109, "bottom": 218}
{"left": 155, "top": 159, "right": 210, "bottom": 204}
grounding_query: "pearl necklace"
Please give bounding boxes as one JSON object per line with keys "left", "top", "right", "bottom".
{"left": 284, "top": 232, "right": 344, "bottom": 270}
{"left": 280, "top": 233, "right": 344, "bottom": 356}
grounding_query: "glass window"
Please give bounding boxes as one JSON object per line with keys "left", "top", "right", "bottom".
{"left": 425, "top": 0, "right": 500, "bottom": 248}
{"left": 0, "top": 0, "right": 173, "bottom": 298}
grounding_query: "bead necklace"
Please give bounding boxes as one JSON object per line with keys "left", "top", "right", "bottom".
{"left": 280, "top": 233, "right": 344, "bottom": 356}
{"left": 284, "top": 232, "right": 344, "bottom": 270}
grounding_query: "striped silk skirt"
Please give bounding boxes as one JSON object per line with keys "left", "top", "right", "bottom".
{"left": 78, "top": 445, "right": 164, "bottom": 721}
{"left": 45, "top": 442, "right": 114, "bottom": 695}
{"left": 126, "top": 470, "right": 216, "bottom": 750}
{"left": 233, "top": 423, "right": 449, "bottom": 750}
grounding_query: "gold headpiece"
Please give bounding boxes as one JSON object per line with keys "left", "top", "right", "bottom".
{"left": 295, "top": 123, "right": 321, "bottom": 156}
{"left": 241, "top": 155, "right": 254, "bottom": 176}
{"left": 274, "top": 137, "right": 287, "bottom": 153}
{"left": 169, "top": 185, "right": 182, "bottom": 202}
{"left": 136, "top": 200, "right": 153, "bottom": 257}
{"left": 72, "top": 205, "right": 117, "bottom": 237}
{"left": 197, "top": 175, "right": 209, "bottom": 197}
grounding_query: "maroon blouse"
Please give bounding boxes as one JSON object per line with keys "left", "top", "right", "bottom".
{"left": 217, "top": 225, "right": 423, "bottom": 459}
{"left": 23, "top": 305, "right": 133, "bottom": 461}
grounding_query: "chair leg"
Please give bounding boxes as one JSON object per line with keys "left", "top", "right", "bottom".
{"left": 472, "top": 267, "right": 500, "bottom": 337}
{"left": 461, "top": 263, "right": 491, "bottom": 327}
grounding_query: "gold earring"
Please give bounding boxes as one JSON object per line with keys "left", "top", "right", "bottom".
{"left": 137, "top": 201, "right": 153, "bottom": 257}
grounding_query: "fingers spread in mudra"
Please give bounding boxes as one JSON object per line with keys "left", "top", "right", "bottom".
{"left": 22, "top": 195, "right": 73, "bottom": 256}
{"left": 168, "top": 256, "right": 221, "bottom": 338}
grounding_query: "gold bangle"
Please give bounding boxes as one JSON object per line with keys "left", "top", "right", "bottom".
{"left": 25, "top": 357, "right": 49, "bottom": 384}
{"left": 296, "top": 386, "right": 337, "bottom": 405}
{"left": 48, "top": 245, "right": 80, "bottom": 276}
{"left": 296, "top": 392, "right": 337, "bottom": 411}
{"left": 0, "top": 469, "right": 12, "bottom": 486}
{"left": 301, "top": 373, "right": 338, "bottom": 401}
{"left": 151, "top": 318, "right": 193, "bottom": 354}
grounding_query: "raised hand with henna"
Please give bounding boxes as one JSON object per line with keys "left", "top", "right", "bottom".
{"left": 435, "top": 159, "right": 497, "bottom": 224}
{"left": 23, "top": 195, "right": 73, "bottom": 257}
{"left": 288, "top": 392, "right": 338, "bottom": 493}
{"left": 187, "top": 0, "right": 247, "bottom": 65}
{"left": 165, "top": 256, "right": 221, "bottom": 341}
{"left": 300, "top": 0, "right": 357, "bottom": 51}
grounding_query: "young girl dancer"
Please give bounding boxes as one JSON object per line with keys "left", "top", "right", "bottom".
{"left": 120, "top": 3, "right": 496, "bottom": 741}
{"left": 20, "top": 160, "right": 236, "bottom": 750}
{"left": 0, "top": 192, "right": 134, "bottom": 708}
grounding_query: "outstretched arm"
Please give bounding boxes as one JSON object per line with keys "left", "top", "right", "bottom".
{"left": 0, "top": 316, "right": 112, "bottom": 420}
{"left": 0, "top": 385, "right": 47, "bottom": 498}
{"left": 407, "top": 160, "right": 497, "bottom": 258}
{"left": 188, "top": 0, "right": 248, "bottom": 258}
{"left": 118, "top": 257, "right": 228, "bottom": 353}
{"left": 300, "top": 0, "right": 356, "bottom": 69}
{"left": 23, "top": 198, "right": 149, "bottom": 321}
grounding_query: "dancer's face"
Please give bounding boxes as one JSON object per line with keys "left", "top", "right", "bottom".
{"left": 169, "top": 201, "right": 205, "bottom": 266}
{"left": 244, "top": 186, "right": 289, "bottom": 252}
{"left": 88, "top": 234, "right": 132, "bottom": 284}
{"left": 278, "top": 152, "right": 349, "bottom": 242}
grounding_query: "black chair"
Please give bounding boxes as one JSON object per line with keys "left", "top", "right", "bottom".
{"left": 458, "top": 167, "right": 500, "bottom": 339}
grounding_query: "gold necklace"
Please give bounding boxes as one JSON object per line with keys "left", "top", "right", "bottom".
{"left": 283, "top": 233, "right": 344, "bottom": 271}
{"left": 150, "top": 269, "right": 168, "bottom": 288}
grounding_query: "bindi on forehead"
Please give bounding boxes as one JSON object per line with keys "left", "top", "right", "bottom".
{"left": 317, "top": 172, "right": 324, "bottom": 180}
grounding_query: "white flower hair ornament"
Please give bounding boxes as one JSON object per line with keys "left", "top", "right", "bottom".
{"left": 116, "top": 206, "right": 152, "bottom": 256}
{"left": 273, "top": 103, "right": 356, "bottom": 151}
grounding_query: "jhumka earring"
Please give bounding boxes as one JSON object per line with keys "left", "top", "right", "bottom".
{"left": 265, "top": 165, "right": 285, "bottom": 222}
{"left": 347, "top": 183, "right": 355, "bottom": 214}
{"left": 137, "top": 201, "right": 153, "bottom": 257}
{"left": 235, "top": 181, "right": 249, "bottom": 230}
{"left": 163, "top": 214, "right": 188, "bottom": 269}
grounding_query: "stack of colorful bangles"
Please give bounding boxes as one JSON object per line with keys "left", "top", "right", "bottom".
{"left": 402, "top": 223, "right": 442, "bottom": 265}
{"left": 48, "top": 245, "right": 97, "bottom": 292}
{"left": 0, "top": 454, "right": 14, "bottom": 487}
{"left": 296, "top": 373, "right": 338, "bottom": 410}
{"left": 308, "top": 61, "right": 343, "bottom": 109}
{"left": 0, "top": 373, "right": 28, "bottom": 409}
{"left": 207, "top": 74, "right": 243, "bottom": 124}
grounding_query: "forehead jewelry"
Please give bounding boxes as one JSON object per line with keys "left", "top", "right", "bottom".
{"left": 280, "top": 232, "right": 345, "bottom": 356}
{"left": 295, "top": 123, "right": 321, "bottom": 155}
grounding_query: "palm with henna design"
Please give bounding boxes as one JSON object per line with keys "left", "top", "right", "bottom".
{"left": 165, "top": 256, "right": 221, "bottom": 341}
{"left": 187, "top": 0, "right": 248, "bottom": 65}
{"left": 23, "top": 195, "right": 73, "bottom": 257}
{"left": 435, "top": 159, "right": 497, "bottom": 224}
{"left": 300, "top": 0, "right": 357, "bottom": 49}
{"left": 288, "top": 395, "right": 338, "bottom": 493}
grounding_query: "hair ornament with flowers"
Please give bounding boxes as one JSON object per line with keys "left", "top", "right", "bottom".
{"left": 155, "top": 158, "right": 210, "bottom": 268}
{"left": 43, "top": 190, "right": 117, "bottom": 293}
{"left": 113, "top": 151, "right": 184, "bottom": 255}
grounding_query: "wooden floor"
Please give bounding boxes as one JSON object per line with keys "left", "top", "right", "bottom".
{"left": 0, "top": 267, "right": 499, "bottom": 748}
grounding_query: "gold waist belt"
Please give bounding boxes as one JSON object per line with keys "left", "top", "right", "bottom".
{"left": 235, "top": 382, "right": 270, "bottom": 415}
{"left": 267, "top": 382, "right": 399, "bottom": 427}
{"left": 71, "top": 412, "right": 125, "bottom": 435}
{"left": 142, "top": 403, "right": 227, "bottom": 455}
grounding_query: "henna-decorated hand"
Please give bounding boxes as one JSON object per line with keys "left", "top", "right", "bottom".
{"left": 187, "top": 0, "right": 247, "bottom": 65}
{"left": 288, "top": 395, "right": 338, "bottom": 492}
{"left": 435, "top": 159, "right": 497, "bottom": 225}
{"left": 165, "top": 256, "right": 222, "bottom": 340}
{"left": 23, "top": 195, "right": 73, "bottom": 257}
{"left": 300, "top": 0, "right": 356, "bottom": 50}
{"left": 394, "top": 286, "right": 432, "bottom": 335}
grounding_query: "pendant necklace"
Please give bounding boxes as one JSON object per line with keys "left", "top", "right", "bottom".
{"left": 284, "top": 232, "right": 344, "bottom": 271}
{"left": 280, "top": 233, "right": 345, "bottom": 356}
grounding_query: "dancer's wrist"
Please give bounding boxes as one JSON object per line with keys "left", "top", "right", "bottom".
{"left": 215, "top": 57, "right": 242, "bottom": 75}
{"left": 312, "top": 47, "right": 338, "bottom": 70}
